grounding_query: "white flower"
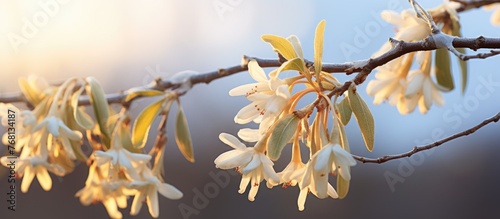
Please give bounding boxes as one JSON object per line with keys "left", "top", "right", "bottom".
{"left": 214, "top": 133, "right": 279, "bottom": 201}
{"left": 229, "top": 60, "right": 291, "bottom": 126}
{"left": 297, "top": 161, "right": 338, "bottom": 211}
{"left": 366, "top": 56, "right": 408, "bottom": 106}
{"left": 382, "top": 9, "right": 431, "bottom": 41}
{"left": 33, "top": 116, "right": 83, "bottom": 160}
{"left": 75, "top": 163, "right": 128, "bottom": 219}
{"left": 129, "top": 168, "right": 183, "bottom": 218}
{"left": 403, "top": 69, "right": 444, "bottom": 114}
{"left": 313, "top": 143, "right": 356, "bottom": 181}
{"left": 278, "top": 161, "right": 305, "bottom": 187}
{"left": 94, "top": 127, "right": 152, "bottom": 180}
{"left": 1, "top": 155, "right": 64, "bottom": 192}
{"left": 94, "top": 148, "right": 151, "bottom": 180}
{"left": 296, "top": 143, "right": 356, "bottom": 211}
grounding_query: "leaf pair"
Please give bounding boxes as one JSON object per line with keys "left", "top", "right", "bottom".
{"left": 130, "top": 90, "right": 195, "bottom": 163}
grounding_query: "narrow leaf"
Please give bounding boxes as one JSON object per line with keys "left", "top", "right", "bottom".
{"left": 337, "top": 118, "right": 351, "bottom": 198}
{"left": 175, "top": 106, "right": 195, "bottom": 163}
{"left": 452, "top": 20, "right": 468, "bottom": 93}
{"left": 261, "top": 35, "right": 297, "bottom": 61}
{"left": 268, "top": 114, "right": 300, "bottom": 161}
{"left": 314, "top": 20, "right": 326, "bottom": 78}
{"left": 271, "top": 57, "right": 306, "bottom": 78}
{"left": 125, "top": 88, "right": 164, "bottom": 103}
{"left": 337, "top": 97, "right": 352, "bottom": 126}
{"left": 457, "top": 47, "right": 468, "bottom": 93}
{"left": 71, "top": 87, "right": 94, "bottom": 130}
{"left": 132, "top": 98, "right": 165, "bottom": 147}
{"left": 347, "top": 86, "right": 375, "bottom": 152}
{"left": 337, "top": 166, "right": 350, "bottom": 199}
{"left": 86, "top": 77, "right": 111, "bottom": 145}
{"left": 435, "top": 48, "right": 454, "bottom": 91}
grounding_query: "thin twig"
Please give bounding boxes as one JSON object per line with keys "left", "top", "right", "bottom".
{"left": 353, "top": 112, "right": 500, "bottom": 164}
{"left": 1, "top": 36, "right": 499, "bottom": 105}
{"left": 461, "top": 49, "right": 500, "bottom": 60}
{"left": 451, "top": 0, "right": 500, "bottom": 12}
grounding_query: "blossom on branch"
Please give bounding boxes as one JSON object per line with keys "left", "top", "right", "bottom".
{"left": 214, "top": 133, "right": 280, "bottom": 201}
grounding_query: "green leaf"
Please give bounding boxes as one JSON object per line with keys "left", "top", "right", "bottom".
{"left": 121, "top": 122, "right": 141, "bottom": 153}
{"left": 271, "top": 57, "right": 306, "bottom": 78}
{"left": 175, "top": 106, "right": 195, "bottom": 163}
{"left": 435, "top": 48, "right": 454, "bottom": 91}
{"left": 86, "top": 77, "right": 111, "bottom": 145}
{"left": 71, "top": 87, "right": 94, "bottom": 130}
{"left": 314, "top": 20, "right": 326, "bottom": 78}
{"left": 449, "top": 18, "right": 467, "bottom": 93}
{"left": 132, "top": 98, "right": 165, "bottom": 147}
{"left": 457, "top": 47, "right": 468, "bottom": 93}
{"left": 337, "top": 165, "right": 350, "bottom": 198}
{"left": 261, "top": 35, "right": 297, "bottom": 61}
{"left": 268, "top": 114, "right": 300, "bottom": 161}
{"left": 337, "top": 120, "right": 350, "bottom": 198}
{"left": 124, "top": 88, "right": 164, "bottom": 103}
{"left": 337, "top": 97, "right": 352, "bottom": 126}
{"left": 347, "top": 86, "right": 375, "bottom": 152}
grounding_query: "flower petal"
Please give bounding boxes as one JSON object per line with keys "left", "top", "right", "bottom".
{"left": 327, "top": 183, "right": 339, "bottom": 199}
{"left": 297, "top": 188, "right": 308, "bottom": 211}
{"left": 36, "top": 167, "right": 52, "bottom": 191}
{"left": 157, "top": 183, "right": 183, "bottom": 200}
{"left": 239, "top": 174, "right": 251, "bottom": 194}
{"left": 241, "top": 153, "right": 261, "bottom": 174}
{"left": 237, "top": 128, "right": 260, "bottom": 143}
{"left": 58, "top": 120, "right": 82, "bottom": 140}
{"left": 147, "top": 187, "right": 160, "bottom": 218}
{"left": 21, "top": 166, "right": 35, "bottom": 193}
{"left": 234, "top": 104, "right": 259, "bottom": 124}
{"left": 130, "top": 191, "right": 146, "bottom": 215}
{"left": 248, "top": 60, "right": 268, "bottom": 82}
{"left": 219, "top": 133, "right": 246, "bottom": 149}
{"left": 215, "top": 149, "right": 253, "bottom": 169}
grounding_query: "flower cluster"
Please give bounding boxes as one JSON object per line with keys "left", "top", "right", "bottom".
{"left": 0, "top": 76, "right": 184, "bottom": 218}
{"left": 1, "top": 76, "right": 85, "bottom": 192}
{"left": 367, "top": 9, "right": 449, "bottom": 114}
{"left": 77, "top": 115, "right": 182, "bottom": 218}
{"left": 214, "top": 21, "right": 359, "bottom": 211}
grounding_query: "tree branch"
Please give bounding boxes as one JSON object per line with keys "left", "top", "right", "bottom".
{"left": 460, "top": 49, "right": 500, "bottom": 60}
{"left": 452, "top": 0, "right": 500, "bottom": 12}
{"left": 353, "top": 112, "right": 500, "bottom": 164}
{"left": 1, "top": 36, "right": 499, "bottom": 106}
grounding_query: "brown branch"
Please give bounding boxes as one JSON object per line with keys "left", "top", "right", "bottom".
{"left": 1, "top": 36, "right": 500, "bottom": 105}
{"left": 353, "top": 112, "right": 500, "bottom": 164}
{"left": 461, "top": 49, "right": 500, "bottom": 60}
{"left": 451, "top": 0, "right": 500, "bottom": 12}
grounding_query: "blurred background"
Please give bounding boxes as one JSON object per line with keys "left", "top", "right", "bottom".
{"left": 1, "top": 0, "right": 499, "bottom": 218}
